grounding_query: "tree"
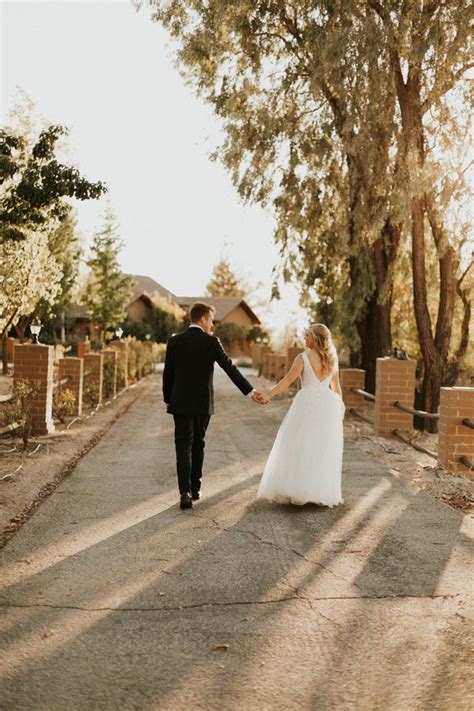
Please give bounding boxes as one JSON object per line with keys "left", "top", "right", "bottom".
{"left": 141, "top": 0, "right": 403, "bottom": 390}
{"left": 28, "top": 209, "right": 83, "bottom": 343}
{"left": 0, "top": 230, "right": 62, "bottom": 371}
{"left": 83, "top": 207, "right": 134, "bottom": 342}
{"left": 206, "top": 258, "right": 247, "bottom": 297}
{"left": 214, "top": 322, "right": 246, "bottom": 352}
{"left": 143, "top": 0, "right": 472, "bottom": 418}
{"left": 0, "top": 125, "right": 106, "bottom": 243}
{"left": 366, "top": 0, "right": 473, "bottom": 427}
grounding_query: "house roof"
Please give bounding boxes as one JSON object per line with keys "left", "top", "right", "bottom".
{"left": 128, "top": 275, "right": 177, "bottom": 303}
{"left": 177, "top": 296, "right": 261, "bottom": 325}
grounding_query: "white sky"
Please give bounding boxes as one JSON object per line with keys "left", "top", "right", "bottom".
{"left": 1, "top": 0, "right": 309, "bottom": 338}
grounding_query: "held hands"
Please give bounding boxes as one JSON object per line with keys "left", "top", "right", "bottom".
{"left": 251, "top": 390, "right": 271, "bottom": 405}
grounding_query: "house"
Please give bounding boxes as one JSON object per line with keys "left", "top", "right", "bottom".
{"left": 67, "top": 276, "right": 262, "bottom": 356}
{"left": 177, "top": 296, "right": 261, "bottom": 356}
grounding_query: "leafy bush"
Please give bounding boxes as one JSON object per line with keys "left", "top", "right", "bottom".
{"left": 214, "top": 322, "right": 246, "bottom": 350}
{"left": 0, "top": 380, "right": 38, "bottom": 446}
{"left": 52, "top": 388, "right": 76, "bottom": 422}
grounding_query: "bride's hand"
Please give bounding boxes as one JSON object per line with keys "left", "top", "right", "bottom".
{"left": 260, "top": 392, "right": 271, "bottom": 405}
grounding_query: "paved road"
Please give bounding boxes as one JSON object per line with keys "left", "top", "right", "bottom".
{"left": 1, "top": 370, "right": 472, "bottom": 710}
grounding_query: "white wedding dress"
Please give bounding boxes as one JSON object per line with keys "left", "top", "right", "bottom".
{"left": 257, "top": 351, "right": 344, "bottom": 507}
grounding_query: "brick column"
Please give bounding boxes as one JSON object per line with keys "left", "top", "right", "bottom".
{"left": 77, "top": 341, "right": 91, "bottom": 359}
{"left": 109, "top": 341, "right": 128, "bottom": 389}
{"left": 262, "top": 352, "right": 272, "bottom": 379}
{"left": 7, "top": 337, "right": 19, "bottom": 363}
{"left": 340, "top": 369, "right": 367, "bottom": 410}
{"left": 438, "top": 387, "right": 474, "bottom": 478}
{"left": 58, "top": 357, "right": 83, "bottom": 416}
{"left": 374, "top": 357, "right": 416, "bottom": 436}
{"left": 268, "top": 354, "right": 277, "bottom": 380}
{"left": 101, "top": 349, "right": 117, "bottom": 400}
{"left": 13, "top": 344, "right": 54, "bottom": 435}
{"left": 256, "top": 345, "right": 272, "bottom": 373}
{"left": 83, "top": 353, "right": 103, "bottom": 406}
{"left": 275, "top": 355, "right": 287, "bottom": 380}
{"left": 286, "top": 347, "right": 304, "bottom": 371}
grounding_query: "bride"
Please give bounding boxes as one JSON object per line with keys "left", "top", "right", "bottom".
{"left": 257, "top": 324, "right": 344, "bottom": 507}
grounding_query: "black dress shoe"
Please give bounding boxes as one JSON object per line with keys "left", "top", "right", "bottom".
{"left": 191, "top": 490, "right": 200, "bottom": 501}
{"left": 180, "top": 493, "right": 193, "bottom": 509}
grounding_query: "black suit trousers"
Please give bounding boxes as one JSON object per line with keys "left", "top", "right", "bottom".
{"left": 173, "top": 414, "right": 211, "bottom": 495}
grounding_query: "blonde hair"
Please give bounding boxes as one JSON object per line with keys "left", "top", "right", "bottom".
{"left": 307, "top": 324, "right": 337, "bottom": 376}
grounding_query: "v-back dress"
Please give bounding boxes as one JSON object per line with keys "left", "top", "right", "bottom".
{"left": 257, "top": 351, "right": 344, "bottom": 506}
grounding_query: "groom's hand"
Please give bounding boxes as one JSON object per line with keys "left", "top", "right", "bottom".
{"left": 251, "top": 390, "right": 267, "bottom": 405}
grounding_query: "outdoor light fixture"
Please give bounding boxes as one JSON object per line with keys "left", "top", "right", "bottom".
{"left": 115, "top": 327, "right": 123, "bottom": 339}
{"left": 145, "top": 334, "right": 151, "bottom": 340}
{"left": 30, "top": 323, "right": 42, "bottom": 344}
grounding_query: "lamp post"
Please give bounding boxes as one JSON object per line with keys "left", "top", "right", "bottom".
{"left": 115, "top": 327, "right": 123, "bottom": 340}
{"left": 30, "top": 323, "right": 42, "bottom": 345}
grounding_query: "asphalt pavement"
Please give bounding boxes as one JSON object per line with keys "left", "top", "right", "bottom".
{"left": 1, "top": 369, "right": 472, "bottom": 710}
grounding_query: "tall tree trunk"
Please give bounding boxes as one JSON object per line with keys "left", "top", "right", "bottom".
{"left": 397, "top": 72, "right": 445, "bottom": 431}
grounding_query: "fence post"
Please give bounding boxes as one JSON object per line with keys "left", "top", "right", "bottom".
{"left": 77, "top": 341, "right": 91, "bottom": 359}
{"left": 262, "top": 352, "right": 272, "bottom": 379}
{"left": 7, "top": 337, "right": 19, "bottom": 363}
{"left": 83, "top": 353, "right": 104, "bottom": 407}
{"left": 58, "top": 357, "right": 83, "bottom": 416}
{"left": 13, "top": 344, "right": 55, "bottom": 435}
{"left": 374, "top": 357, "right": 416, "bottom": 437}
{"left": 286, "top": 347, "right": 304, "bottom": 371}
{"left": 340, "top": 369, "right": 366, "bottom": 410}
{"left": 438, "top": 387, "right": 474, "bottom": 478}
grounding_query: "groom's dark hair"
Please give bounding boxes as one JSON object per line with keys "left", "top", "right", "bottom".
{"left": 190, "top": 302, "right": 215, "bottom": 323}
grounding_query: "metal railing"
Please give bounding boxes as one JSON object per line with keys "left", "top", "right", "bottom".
{"left": 351, "top": 387, "right": 375, "bottom": 402}
{"left": 52, "top": 375, "right": 72, "bottom": 390}
{"left": 393, "top": 401, "right": 439, "bottom": 420}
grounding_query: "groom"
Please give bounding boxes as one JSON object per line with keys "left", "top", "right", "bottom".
{"left": 163, "top": 301, "right": 265, "bottom": 509}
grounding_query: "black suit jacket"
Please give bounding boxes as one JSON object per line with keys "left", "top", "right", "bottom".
{"left": 163, "top": 327, "right": 253, "bottom": 415}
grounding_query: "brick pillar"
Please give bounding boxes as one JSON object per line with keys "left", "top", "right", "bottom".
{"left": 100, "top": 349, "right": 117, "bottom": 400}
{"left": 340, "top": 369, "right": 367, "bottom": 410}
{"left": 262, "top": 352, "right": 272, "bottom": 379}
{"left": 83, "top": 353, "right": 103, "bottom": 406}
{"left": 77, "top": 341, "right": 91, "bottom": 358}
{"left": 438, "top": 387, "right": 474, "bottom": 478}
{"left": 275, "top": 355, "right": 287, "bottom": 380}
{"left": 58, "top": 357, "right": 83, "bottom": 416}
{"left": 268, "top": 354, "right": 277, "bottom": 380}
{"left": 7, "top": 337, "right": 19, "bottom": 363}
{"left": 109, "top": 341, "right": 128, "bottom": 389}
{"left": 13, "top": 344, "right": 54, "bottom": 435}
{"left": 286, "top": 347, "right": 304, "bottom": 371}
{"left": 374, "top": 357, "right": 416, "bottom": 437}
{"left": 251, "top": 344, "right": 261, "bottom": 369}
{"left": 256, "top": 345, "right": 272, "bottom": 373}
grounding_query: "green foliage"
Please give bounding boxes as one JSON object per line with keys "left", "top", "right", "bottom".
{"left": 52, "top": 388, "right": 76, "bottom": 423}
{"left": 83, "top": 206, "right": 134, "bottom": 341}
{"left": 246, "top": 325, "right": 270, "bottom": 343}
{"left": 0, "top": 125, "right": 106, "bottom": 243}
{"left": 0, "top": 380, "right": 38, "bottom": 445}
{"left": 34, "top": 209, "right": 83, "bottom": 339}
{"left": 214, "top": 322, "right": 246, "bottom": 350}
{"left": 206, "top": 258, "right": 247, "bottom": 297}
{"left": 143, "top": 0, "right": 473, "bottom": 406}
{"left": 102, "top": 356, "right": 116, "bottom": 400}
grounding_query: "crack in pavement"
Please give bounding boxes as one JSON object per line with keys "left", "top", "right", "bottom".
{"left": 0, "top": 592, "right": 459, "bottom": 614}
{"left": 189, "top": 510, "right": 352, "bottom": 586}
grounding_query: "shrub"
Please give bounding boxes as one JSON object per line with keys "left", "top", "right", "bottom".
{"left": 52, "top": 388, "right": 76, "bottom": 422}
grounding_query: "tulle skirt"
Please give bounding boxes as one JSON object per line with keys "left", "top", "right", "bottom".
{"left": 257, "top": 387, "right": 344, "bottom": 507}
